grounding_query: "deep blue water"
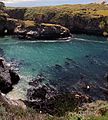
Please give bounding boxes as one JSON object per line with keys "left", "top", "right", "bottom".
{"left": 0, "top": 35, "right": 108, "bottom": 100}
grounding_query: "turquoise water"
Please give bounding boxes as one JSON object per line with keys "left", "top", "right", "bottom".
{"left": 0, "top": 35, "right": 108, "bottom": 100}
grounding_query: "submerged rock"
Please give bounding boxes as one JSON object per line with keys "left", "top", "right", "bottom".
{"left": 0, "top": 48, "right": 4, "bottom": 57}
{"left": 104, "top": 73, "right": 108, "bottom": 82}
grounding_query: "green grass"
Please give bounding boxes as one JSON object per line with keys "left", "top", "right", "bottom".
{"left": 0, "top": 98, "right": 108, "bottom": 120}
{"left": 6, "top": 4, "right": 108, "bottom": 20}
{"left": 87, "top": 113, "right": 108, "bottom": 120}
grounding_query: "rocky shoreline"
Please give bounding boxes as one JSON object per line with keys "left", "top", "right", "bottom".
{"left": 0, "top": 57, "right": 91, "bottom": 115}
{"left": 25, "top": 74, "right": 91, "bottom": 115}
{"left": 0, "top": 3, "right": 108, "bottom": 117}
{"left": 0, "top": 57, "right": 27, "bottom": 110}
{"left": 0, "top": 14, "right": 72, "bottom": 40}
{"left": 1, "top": 56, "right": 108, "bottom": 116}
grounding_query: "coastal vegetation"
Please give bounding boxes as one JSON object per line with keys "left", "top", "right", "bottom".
{"left": 0, "top": 3, "right": 108, "bottom": 37}
{"left": 5, "top": 3, "right": 108, "bottom": 36}
{"left": 0, "top": 98, "right": 108, "bottom": 120}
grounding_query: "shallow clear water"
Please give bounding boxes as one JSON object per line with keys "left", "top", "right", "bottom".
{"left": 0, "top": 35, "right": 108, "bottom": 100}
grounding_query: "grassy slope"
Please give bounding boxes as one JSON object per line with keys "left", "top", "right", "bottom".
{"left": 7, "top": 4, "right": 108, "bottom": 19}
{"left": 7, "top": 4, "right": 108, "bottom": 20}
{"left": 0, "top": 100, "right": 108, "bottom": 120}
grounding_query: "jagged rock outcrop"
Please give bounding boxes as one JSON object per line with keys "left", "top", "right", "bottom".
{"left": 26, "top": 74, "right": 91, "bottom": 115}
{"left": 0, "top": 57, "right": 20, "bottom": 93}
{"left": 15, "top": 23, "right": 71, "bottom": 40}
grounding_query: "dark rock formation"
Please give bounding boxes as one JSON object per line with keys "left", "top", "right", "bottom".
{"left": 9, "top": 69, "right": 20, "bottom": 85}
{"left": 67, "top": 15, "right": 105, "bottom": 36}
{"left": 6, "top": 18, "right": 18, "bottom": 35}
{"left": 0, "top": 14, "right": 19, "bottom": 36}
{"left": 0, "top": 57, "right": 20, "bottom": 93}
{"left": 0, "top": 14, "right": 7, "bottom": 35}
{"left": 5, "top": 8, "right": 27, "bottom": 20}
{"left": 0, "top": 11, "right": 71, "bottom": 40}
{"left": 15, "top": 24, "right": 71, "bottom": 40}
{"left": 26, "top": 74, "right": 91, "bottom": 115}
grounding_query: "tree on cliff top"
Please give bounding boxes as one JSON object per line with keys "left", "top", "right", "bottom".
{"left": 0, "top": 2, "right": 5, "bottom": 10}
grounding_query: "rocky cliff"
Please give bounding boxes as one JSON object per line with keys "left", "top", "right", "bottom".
{"left": 0, "top": 12, "right": 71, "bottom": 40}
{"left": 5, "top": 4, "right": 108, "bottom": 36}
{"left": 1, "top": 4, "right": 108, "bottom": 38}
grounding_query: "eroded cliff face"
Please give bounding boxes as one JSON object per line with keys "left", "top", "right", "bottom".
{"left": 61, "top": 15, "right": 107, "bottom": 36}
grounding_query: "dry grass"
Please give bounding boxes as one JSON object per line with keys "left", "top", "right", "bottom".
{"left": 96, "top": 10, "right": 108, "bottom": 16}
{"left": 23, "top": 20, "right": 36, "bottom": 27}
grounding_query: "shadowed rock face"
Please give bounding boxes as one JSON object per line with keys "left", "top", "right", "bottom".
{"left": 9, "top": 69, "right": 20, "bottom": 85}
{"left": 67, "top": 16, "right": 104, "bottom": 35}
{"left": 0, "top": 15, "right": 6, "bottom": 35}
{"left": 0, "top": 58, "right": 20, "bottom": 94}
{"left": 0, "top": 15, "right": 18, "bottom": 36}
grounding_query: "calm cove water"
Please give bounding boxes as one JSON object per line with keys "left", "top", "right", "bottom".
{"left": 0, "top": 35, "right": 108, "bottom": 100}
